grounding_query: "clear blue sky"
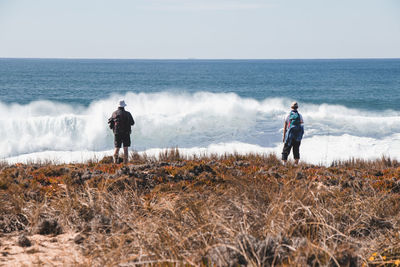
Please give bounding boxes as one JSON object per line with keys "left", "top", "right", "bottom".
{"left": 1, "top": 0, "right": 399, "bottom": 59}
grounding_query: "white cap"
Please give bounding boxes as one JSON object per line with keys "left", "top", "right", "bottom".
{"left": 118, "top": 100, "right": 127, "bottom": 107}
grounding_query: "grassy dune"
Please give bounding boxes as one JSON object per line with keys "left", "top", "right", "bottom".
{"left": 0, "top": 151, "right": 400, "bottom": 266}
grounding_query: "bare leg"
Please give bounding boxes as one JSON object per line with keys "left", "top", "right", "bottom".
{"left": 123, "top": 147, "right": 129, "bottom": 164}
{"left": 114, "top": 147, "right": 120, "bottom": 163}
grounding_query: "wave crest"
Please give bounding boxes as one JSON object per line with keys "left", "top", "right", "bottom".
{"left": 1, "top": 92, "right": 400, "bottom": 163}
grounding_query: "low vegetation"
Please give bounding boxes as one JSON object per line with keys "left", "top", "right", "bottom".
{"left": 0, "top": 151, "right": 399, "bottom": 266}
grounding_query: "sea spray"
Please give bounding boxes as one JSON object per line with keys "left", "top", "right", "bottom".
{"left": 2, "top": 92, "right": 400, "bottom": 165}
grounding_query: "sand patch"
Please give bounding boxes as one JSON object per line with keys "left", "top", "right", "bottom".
{"left": 0, "top": 232, "right": 88, "bottom": 266}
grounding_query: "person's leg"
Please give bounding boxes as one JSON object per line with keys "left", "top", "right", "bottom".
{"left": 114, "top": 134, "right": 122, "bottom": 163}
{"left": 123, "top": 147, "right": 129, "bottom": 164}
{"left": 114, "top": 147, "right": 120, "bottom": 163}
{"left": 293, "top": 141, "right": 301, "bottom": 165}
{"left": 282, "top": 142, "right": 292, "bottom": 163}
{"left": 122, "top": 133, "right": 131, "bottom": 165}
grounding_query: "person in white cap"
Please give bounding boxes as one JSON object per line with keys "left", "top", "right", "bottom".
{"left": 108, "top": 100, "right": 135, "bottom": 164}
{"left": 282, "top": 101, "right": 304, "bottom": 165}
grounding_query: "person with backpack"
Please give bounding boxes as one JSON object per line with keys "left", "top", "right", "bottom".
{"left": 108, "top": 100, "right": 135, "bottom": 164}
{"left": 282, "top": 101, "right": 304, "bottom": 165}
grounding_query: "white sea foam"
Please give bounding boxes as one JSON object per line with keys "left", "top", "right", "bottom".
{"left": 1, "top": 92, "right": 400, "bottom": 165}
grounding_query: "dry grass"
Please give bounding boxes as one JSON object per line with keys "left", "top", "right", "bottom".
{"left": 0, "top": 151, "right": 399, "bottom": 266}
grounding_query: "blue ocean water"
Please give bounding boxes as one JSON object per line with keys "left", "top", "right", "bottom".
{"left": 1, "top": 58, "right": 400, "bottom": 110}
{"left": 1, "top": 58, "right": 400, "bottom": 164}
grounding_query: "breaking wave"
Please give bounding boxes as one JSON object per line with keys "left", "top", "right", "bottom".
{"left": 2, "top": 92, "right": 400, "bottom": 165}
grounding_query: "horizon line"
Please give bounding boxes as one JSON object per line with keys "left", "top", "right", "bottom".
{"left": 1, "top": 56, "right": 400, "bottom": 61}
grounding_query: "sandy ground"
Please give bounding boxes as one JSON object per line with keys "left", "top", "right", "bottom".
{"left": 0, "top": 232, "right": 88, "bottom": 266}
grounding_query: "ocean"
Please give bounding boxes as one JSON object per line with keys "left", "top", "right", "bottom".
{"left": 1, "top": 58, "right": 400, "bottom": 165}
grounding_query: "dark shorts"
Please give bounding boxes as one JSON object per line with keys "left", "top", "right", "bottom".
{"left": 282, "top": 140, "right": 301, "bottom": 160}
{"left": 114, "top": 133, "right": 131, "bottom": 148}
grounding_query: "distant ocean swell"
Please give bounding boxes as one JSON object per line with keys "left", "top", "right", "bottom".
{"left": 2, "top": 92, "right": 400, "bottom": 165}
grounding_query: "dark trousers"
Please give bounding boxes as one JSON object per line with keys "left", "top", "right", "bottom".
{"left": 282, "top": 140, "right": 301, "bottom": 160}
{"left": 114, "top": 133, "right": 131, "bottom": 148}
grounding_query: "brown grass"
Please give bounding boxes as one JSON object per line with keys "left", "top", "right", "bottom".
{"left": 0, "top": 152, "right": 399, "bottom": 266}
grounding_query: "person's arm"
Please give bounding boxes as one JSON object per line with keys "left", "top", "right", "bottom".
{"left": 282, "top": 121, "right": 288, "bottom": 142}
{"left": 129, "top": 113, "right": 134, "bottom": 126}
{"left": 108, "top": 112, "right": 116, "bottom": 129}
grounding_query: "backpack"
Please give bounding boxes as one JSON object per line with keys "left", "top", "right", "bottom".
{"left": 285, "top": 110, "right": 304, "bottom": 145}
{"left": 289, "top": 111, "right": 301, "bottom": 126}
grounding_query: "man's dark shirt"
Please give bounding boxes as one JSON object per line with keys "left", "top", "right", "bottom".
{"left": 110, "top": 107, "right": 135, "bottom": 135}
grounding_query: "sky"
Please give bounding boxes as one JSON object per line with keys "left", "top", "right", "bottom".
{"left": 0, "top": 0, "right": 399, "bottom": 59}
